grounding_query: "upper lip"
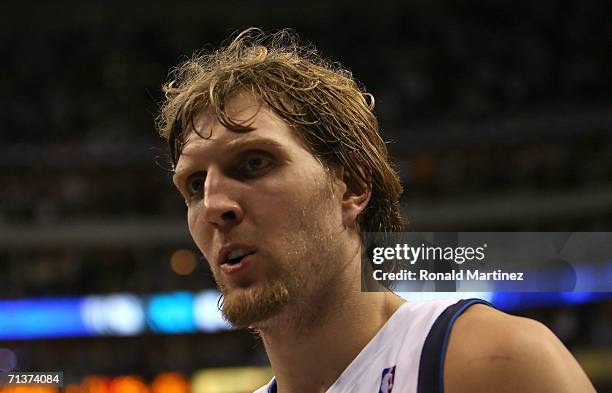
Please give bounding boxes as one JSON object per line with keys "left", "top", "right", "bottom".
{"left": 217, "top": 243, "right": 256, "bottom": 266}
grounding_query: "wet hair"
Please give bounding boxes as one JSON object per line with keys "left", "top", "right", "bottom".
{"left": 157, "top": 28, "right": 404, "bottom": 233}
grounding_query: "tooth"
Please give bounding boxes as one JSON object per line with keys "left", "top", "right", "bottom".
{"left": 228, "top": 249, "right": 250, "bottom": 260}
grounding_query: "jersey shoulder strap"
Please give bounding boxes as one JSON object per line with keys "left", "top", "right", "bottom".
{"left": 416, "top": 298, "right": 492, "bottom": 393}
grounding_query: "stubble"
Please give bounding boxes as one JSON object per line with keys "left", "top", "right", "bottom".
{"left": 215, "top": 174, "right": 348, "bottom": 331}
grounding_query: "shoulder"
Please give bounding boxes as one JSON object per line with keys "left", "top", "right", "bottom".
{"left": 443, "top": 304, "right": 596, "bottom": 393}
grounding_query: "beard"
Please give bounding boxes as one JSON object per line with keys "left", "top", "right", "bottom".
{"left": 212, "top": 179, "right": 346, "bottom": 329}
{"left": 214, "top": 268, "right": 293, "bottom": 329}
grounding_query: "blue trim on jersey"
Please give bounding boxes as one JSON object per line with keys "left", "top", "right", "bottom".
{"left": 268, "top": 378, "right": 277, "bottom": 393}
{"left": 438, "top": 299, "right": 492, "bottom": 393}
{"left": 267, "top": 298, "right": 492, "bottom": 393}
{"left": 416, "top": 298, "right": 492, "bottom": 393}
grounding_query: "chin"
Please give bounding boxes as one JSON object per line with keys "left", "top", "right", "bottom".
{"left": 220, "top": 279, "right": 291, "bottom": 329}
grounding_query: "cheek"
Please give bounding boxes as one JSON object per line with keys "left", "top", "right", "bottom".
{"left": 186, "top": 206, "right": 209, "bottom": 254}
{"left": 250, "top": 186, "right": 303, "bottom": 219}
{"left": 261, "top": 181, "right": 339, "bottom": 231}
{"left": 186, "top": 206, "right": 197, "bottom": 235}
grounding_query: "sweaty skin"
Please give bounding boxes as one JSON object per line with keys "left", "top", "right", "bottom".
{"left": 445, "top": 305, "right": 596, "bottom": 393}
{"left": 173, "top": 94, "right": 596, "bottom": 393}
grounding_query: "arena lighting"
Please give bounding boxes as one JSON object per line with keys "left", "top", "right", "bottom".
{"left": 147, "top": 291, "right": 197, "bottom": 334}
{"left": 151, "top": 372, "right": 189, "bottom": 393}
{"left": 170, "top": 249, "right": 198, "bottom": 276}
{"left": 109, "top": 375, "right": 149, "bottom": 393}
{"left": 0, "top": 290, "right": 226, "bottom": 340}
{"left": 1, "top": 370, "right": 264, "bottom": 393}
{"left": 1, "top": 287, "right": 610, "bottom": 340}
{"left": 193, "top": 290, "right": 231, "bottom": 332}
{"left": 65, "top": 384, "right": 83, "bottom": 393}
{"left": 491, "top": 292, "right": 610, "bottom": 311}
{"left": 80, "top": 294, "right": 146, "bottom": 336}
{"left": 398, "top": 292, "right": 494, "bottom": 303}
{"left": 559, "top": 292, "right": 596, "bottom": 305}
{"left": 79, "top": 376, "right": 112, "bottom": 393}
{"left": 191, "top": 367, "right": 273, "bottom": 393}
{"left": 0, "top": 297, "right": 91, "bottom": 340}
{"left": 573, "top": 263, "right": 612, "bottom": 291}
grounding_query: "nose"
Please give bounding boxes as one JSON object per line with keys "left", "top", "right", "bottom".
{"left": 201, "top": 167, "right": 244, "bottom": 229}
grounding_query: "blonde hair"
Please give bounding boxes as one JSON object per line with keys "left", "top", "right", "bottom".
{"left": 158, "top": 28, "right": 404, "bottom": 233}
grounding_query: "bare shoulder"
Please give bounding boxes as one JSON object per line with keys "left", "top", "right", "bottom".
{"left": 444, "top": 304, "right": 596, "bottom": 393}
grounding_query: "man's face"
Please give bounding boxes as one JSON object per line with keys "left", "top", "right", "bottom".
{"left": 172, "top": 95, "right": 349, "bottom": 328}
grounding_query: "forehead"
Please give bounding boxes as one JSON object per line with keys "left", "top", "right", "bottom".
{"left": 174, "top": 94, "right": 310, "bottom": 172}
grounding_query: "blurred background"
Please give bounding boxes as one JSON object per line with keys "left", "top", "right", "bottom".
{"left": 1, "top": 1, "right": 611, "bottom": 392}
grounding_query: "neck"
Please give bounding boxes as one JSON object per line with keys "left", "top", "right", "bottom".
{"left": 255, "top": 249, "right": 405, "bottom": 393}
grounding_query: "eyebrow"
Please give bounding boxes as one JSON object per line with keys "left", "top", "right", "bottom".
{"left": 172, "top": 136, "right": 287, "bottom": 182}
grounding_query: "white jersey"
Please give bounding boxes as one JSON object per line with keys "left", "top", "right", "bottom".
{"left": 254, "top": 298, "right": 489, "bottom": 393}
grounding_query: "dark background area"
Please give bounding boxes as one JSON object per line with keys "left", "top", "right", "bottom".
{"left": 0, "top": 1, "right": 611, "bottom": 391}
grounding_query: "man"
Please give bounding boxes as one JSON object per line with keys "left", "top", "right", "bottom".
{"left": 158, "top": 28, "right": 595, "bottom": 393}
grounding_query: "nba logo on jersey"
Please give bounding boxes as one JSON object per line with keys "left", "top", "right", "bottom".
{"left": 379, "top": 365, "right": 396, "bottom": 393}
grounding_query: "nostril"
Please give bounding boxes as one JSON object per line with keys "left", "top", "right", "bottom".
{"left": 222, "top": 211, "right": 237, "bottom": 221}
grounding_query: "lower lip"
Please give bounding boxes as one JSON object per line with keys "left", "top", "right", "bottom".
{"left": 220, "top": 253, "right": 255, "bottom": 275}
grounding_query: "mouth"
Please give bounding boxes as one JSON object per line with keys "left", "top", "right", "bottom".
{"left": 224, "top": 249, "right": 255, "bottom": 265}
{"left": 218, "top": 245, "right": 257, "bottom": 275}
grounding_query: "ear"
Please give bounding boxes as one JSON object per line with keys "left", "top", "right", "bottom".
{"left": 335, "top": 164, "right": 372, "bottom": 229}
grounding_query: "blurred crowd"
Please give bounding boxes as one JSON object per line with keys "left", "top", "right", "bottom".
{"left": 1, "top": 1, "right": 610, "bottom": 225}
{"left": 1, "top": 0, "right": 610, "bottom": 390}
{"left": 1, "top": 130, "right": 610, "bottom": 225}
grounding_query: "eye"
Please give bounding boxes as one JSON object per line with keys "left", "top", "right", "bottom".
{"left": 242, "top": 153, "right": 273, "bottom": 176}
{"left": 185, "top": 171, "right": 205, "bottom": 198}
{"left": 246, "top": 156, "right": 269, "bottom": 171}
